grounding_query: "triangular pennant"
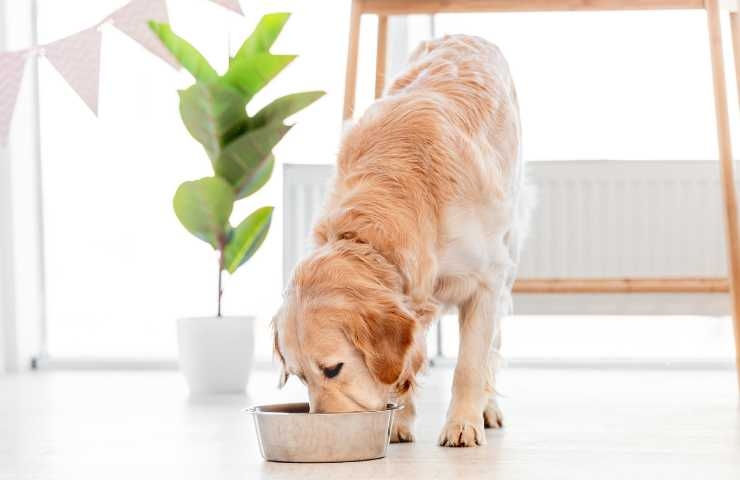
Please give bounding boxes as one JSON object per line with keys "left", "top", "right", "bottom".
{"left": 209, "top": 0, "right": 244, "bottom": 15}
{"left": 44, "top": 27, "right": 102, "bottom": 114}
{"left": 111, "top": 0, "right": 178, "bottom": 68}
{"left": 0, "top": 52, "right": 27, "bottom": 145}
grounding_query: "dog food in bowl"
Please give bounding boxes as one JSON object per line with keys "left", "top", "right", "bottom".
{"left": 245, "top": 402, "right": 402, "bottom": 462}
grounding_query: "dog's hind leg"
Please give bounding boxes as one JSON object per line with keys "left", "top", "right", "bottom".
{"left": 483, "top": 327, "right": 504, "bottom": 429}
{"left": 483, "top": 268, "right": 512, "bottom": 430}
{"left": 482, "top": 214, "right": 525, "bottom": 430}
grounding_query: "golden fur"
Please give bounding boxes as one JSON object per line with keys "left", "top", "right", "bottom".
{"left": 273, "top": 35, "right": 529, "bottom": 447}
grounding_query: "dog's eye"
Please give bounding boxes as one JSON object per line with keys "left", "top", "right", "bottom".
{"left": 322, "top": 363, "right": 344, "bottom": 379}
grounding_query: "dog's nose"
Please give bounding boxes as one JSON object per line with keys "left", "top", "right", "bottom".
{"left": 307, "top": 390, "right": 323, "bottom": 413}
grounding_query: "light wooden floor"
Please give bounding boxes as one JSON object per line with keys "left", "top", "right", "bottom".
{"left": 1, "top": 367, "right": 739, "bottom": 479}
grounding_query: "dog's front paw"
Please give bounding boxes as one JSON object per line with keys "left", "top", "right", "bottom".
{"left": 483, "top": 399, "right": 503, "bottom": 429}
{"left": 390, "top": 418, "right": 415, "bottom": 443}
{"left": 438, "top": 418, "right": 485, "bottom": 447}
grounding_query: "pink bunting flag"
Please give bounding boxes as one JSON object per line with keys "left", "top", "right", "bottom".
{"left": 110, "top": 0, "right": 178, "bottom": 69}
{"left": 0, "top": 52, "right": 27, "bottom": 145}
{"left": 210, "top": 0, "right": 244, "bottom": 15}
{"left": 44, "top": 27, "right": 102, "bottom": 115}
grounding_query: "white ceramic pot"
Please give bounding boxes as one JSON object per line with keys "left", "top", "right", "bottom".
{"left": 176, "top": 316, "right": 254, "bottom": 395}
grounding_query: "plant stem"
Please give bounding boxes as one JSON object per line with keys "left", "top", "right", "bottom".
{"left": 217, "top": 264, "right": 223, "bottom": 318}
{"left": 217, "top": 242, "right": 225, "bottom": 318}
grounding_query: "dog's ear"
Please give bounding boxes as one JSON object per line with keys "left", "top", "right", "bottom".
{"left": 272, "top": 317, "right": 289, "bottom": 389}
{"left": 344, "top": 301, "right": 416, "bottom": 385}
{"left": 277, "top": 365, "right": 289, "bottom": 389}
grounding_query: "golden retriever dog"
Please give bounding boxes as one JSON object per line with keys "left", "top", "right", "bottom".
{"left": 273, "top": 35, "right": 530, "bottom": 447}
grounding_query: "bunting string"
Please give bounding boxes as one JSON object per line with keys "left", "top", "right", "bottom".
{"left": 0, "top": 0, "right": 243, "bottom": 145}
{"left": 210, "top": 0, "right": 244, "bottom": 15}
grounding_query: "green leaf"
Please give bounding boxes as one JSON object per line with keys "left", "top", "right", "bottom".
{"left": 222, "top": 53, "right": 296, "bottom": 101}
{"left": 215, "top": 123, "right": 291, "bottom": 199}
{"left": 240, "top": 153, "right": 275, "bottom": 198}
{"left": 173, "top": 176, "right": 234, "bottom": 248}
{"left": 235, "top": 13, "right": 290, "bottom": 57}
{"left": 179, "top": 82, "right": 247, "bottom": 160}
{"left": 251, "top": 91, "right": 325, "bottom": 128}
{"left": 148, "top": 21, "right": 218, "bottom": 82}
{"left": 223, "top": 206, "right": 273, "bottom": 273}
{"left": 223, "top": 13, "right": 295, "bottom": 101}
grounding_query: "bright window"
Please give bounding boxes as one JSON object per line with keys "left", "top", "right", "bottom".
{"left": 35, "top": 4, "right": 737, "bottom": 362}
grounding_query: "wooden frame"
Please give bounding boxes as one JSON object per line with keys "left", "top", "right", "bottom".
{"left": 359, "top": 0, "right": 705, "bottom": 14}
{"left": 732, "top": 3, "right": 740, "bottom": 104}
{"left": 514, "top": 278, "right": 730, "bottom": 294}
{"left": 342, "top": 0, "right": 740, "bottom": 387}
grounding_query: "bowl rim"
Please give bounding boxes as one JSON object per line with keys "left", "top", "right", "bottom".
{"left": 243, "top": 401, "right": 403, "bottom": 416}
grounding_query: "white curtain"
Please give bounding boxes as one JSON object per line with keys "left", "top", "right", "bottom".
{"left": 0, "top": 0, "right": 44, "bottom": 372}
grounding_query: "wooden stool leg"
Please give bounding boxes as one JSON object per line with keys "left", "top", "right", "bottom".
{"left": 706, "top": 0, "right": 740, "bottom": 389}
{"left": 375, "top": 15, "right": 389, "bottom": 99}
{"left": 343, "top": 0, "right": 362, "bottom": 121}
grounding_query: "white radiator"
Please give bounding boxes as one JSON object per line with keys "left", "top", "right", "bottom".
{"left": 284, "top": 161, "right": 736, "bottom": 315}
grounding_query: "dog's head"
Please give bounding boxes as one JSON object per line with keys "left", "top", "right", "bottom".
{"left": 272, "top": 241, "right": 417, "bottom": 412}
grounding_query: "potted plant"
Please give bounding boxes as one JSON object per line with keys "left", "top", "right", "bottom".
{"left": 149, "top": 14, "right": 323, "bottom": 394}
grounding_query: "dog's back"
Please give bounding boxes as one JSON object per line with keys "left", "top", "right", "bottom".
{"left": 387, "top": 35, "right": 521, "bottom": 192}
{"left": 335, "top": 35, "right": 521, "bottom": 207}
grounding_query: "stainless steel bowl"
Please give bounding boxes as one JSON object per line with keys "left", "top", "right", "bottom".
{"left": 245, "top": 402, "right": 402, "bottom": 463}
